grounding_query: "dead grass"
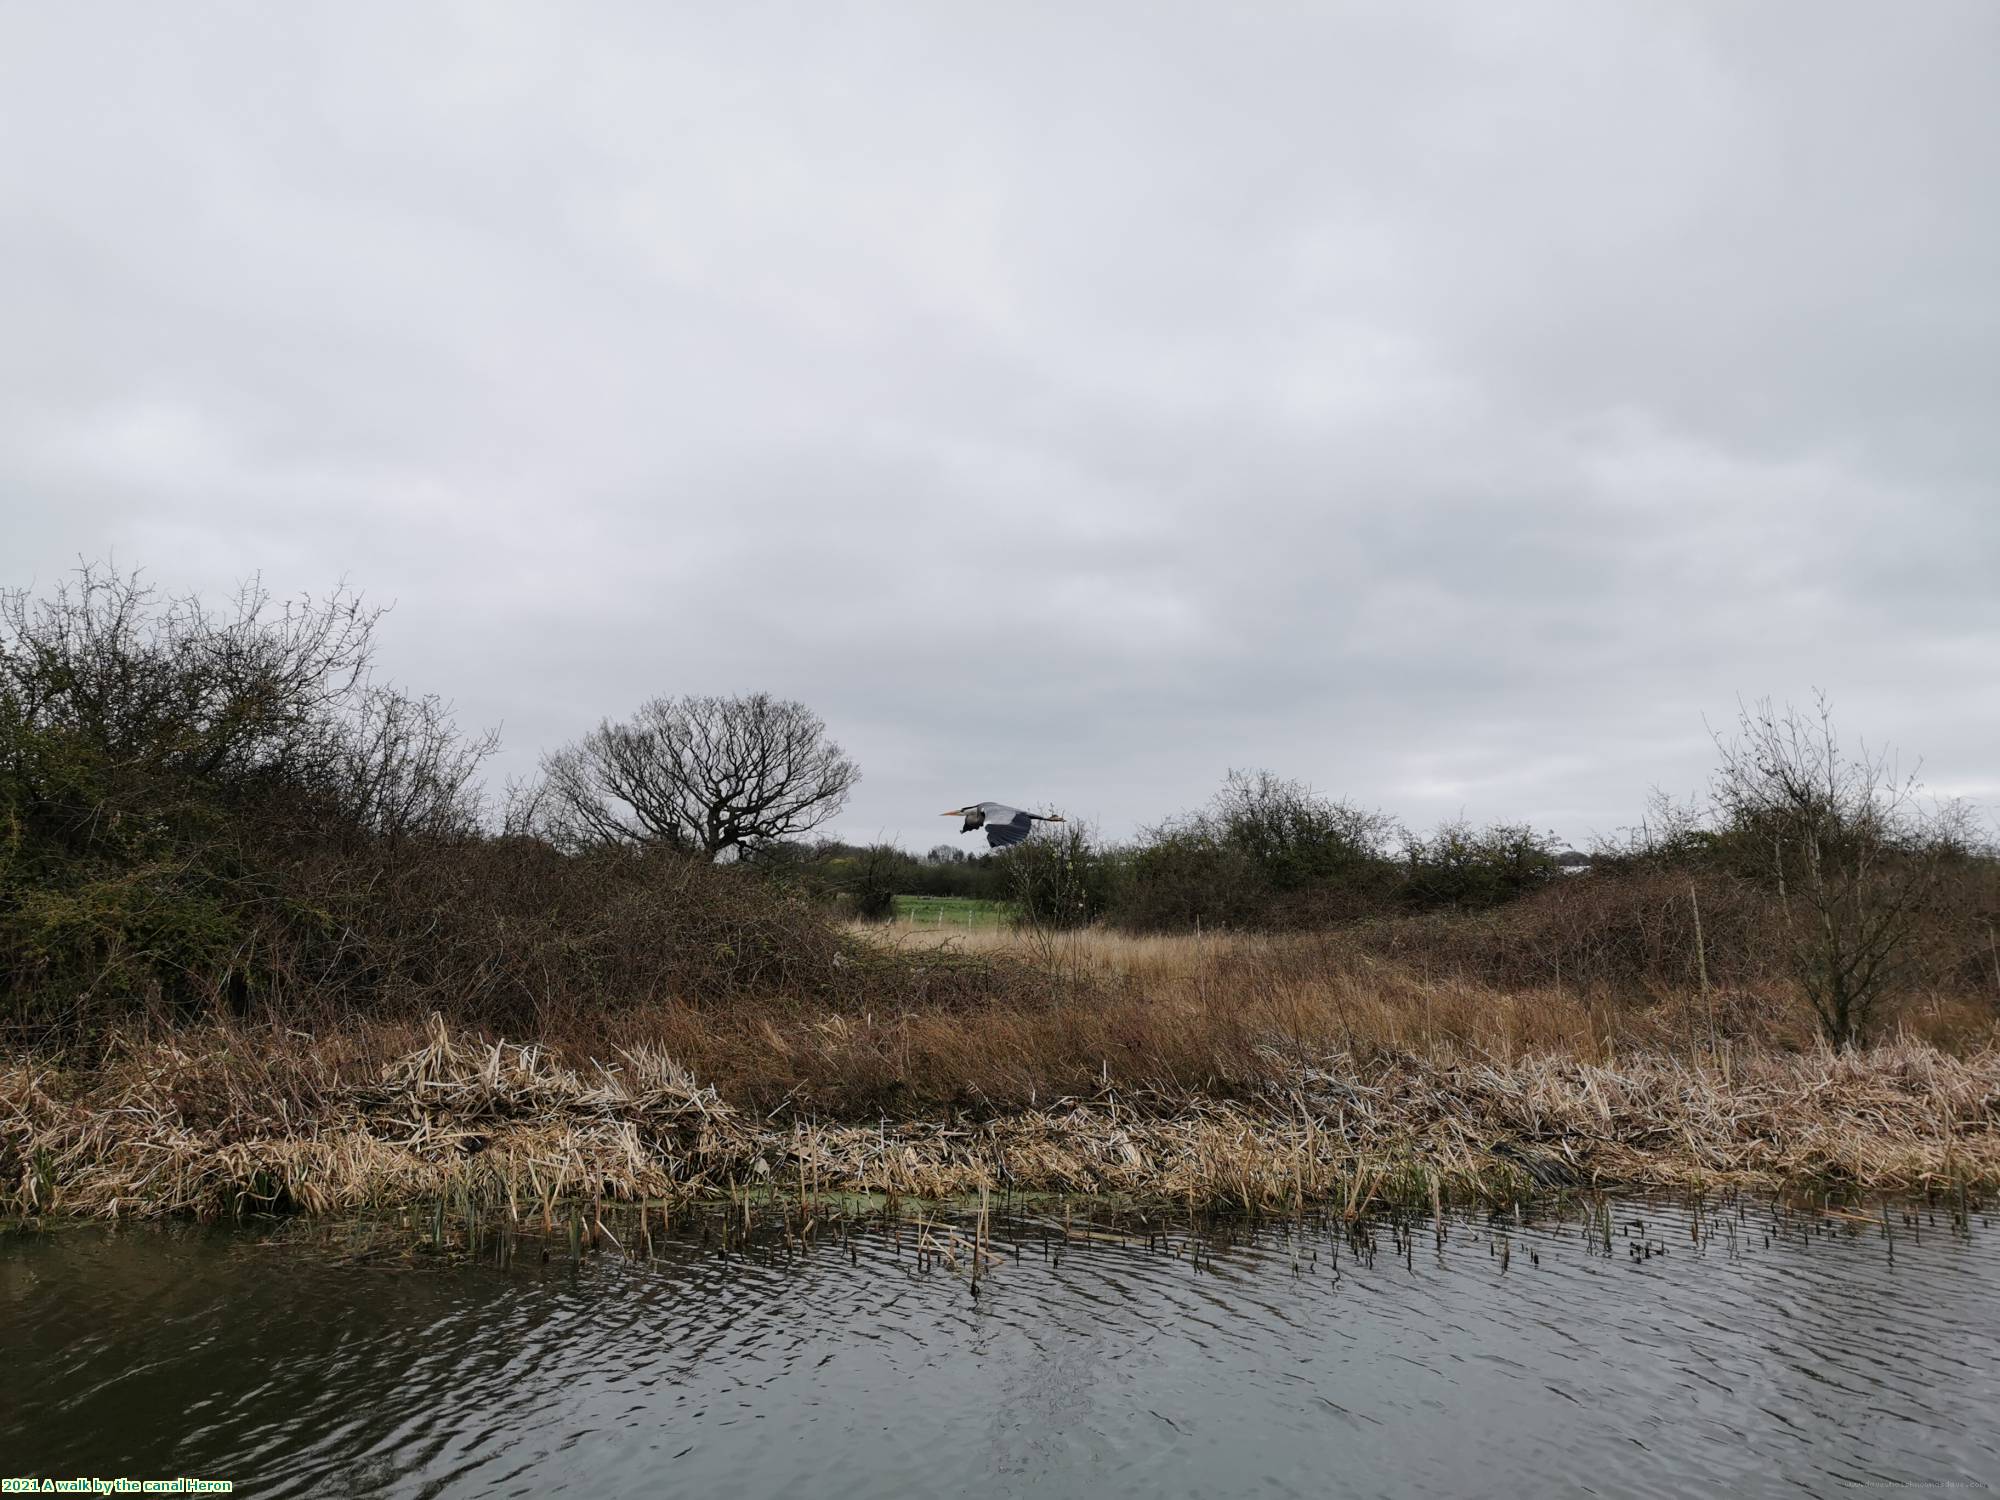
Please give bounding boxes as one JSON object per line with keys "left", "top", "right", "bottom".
{"left": 4, "top": 924, "right": 1996, "bottom": 1220}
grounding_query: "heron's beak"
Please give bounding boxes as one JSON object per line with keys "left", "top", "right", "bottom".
{"left": 941, "top": 809, "right": 964, "bottom": 816}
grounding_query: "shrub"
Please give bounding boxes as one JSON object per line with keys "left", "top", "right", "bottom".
{"left": 844, "top": 843, "right": 904, "bottom": 921}
{"left": 1707, "top": 697, "right": 1974, "bottom": 1046}
{"left": 1007, "top": 819, "right": 1113, "bottom": 929}
{"left": 1, "top": 565, "right": 493, "bottom": 1034}
{"left": 1110, "top": 771, "right": 1399, "bottom": 929}
{"left": 1400, "top": 820, "right": 1561, "bottom": 910}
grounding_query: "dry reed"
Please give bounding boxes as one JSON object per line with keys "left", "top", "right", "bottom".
{"left": 5, "top": 995, "right": 1995, "bottom": 1220}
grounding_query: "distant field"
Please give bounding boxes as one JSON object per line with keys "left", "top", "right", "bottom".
{"left": 891, "top": 895, "right": 1017, "bottom": 928}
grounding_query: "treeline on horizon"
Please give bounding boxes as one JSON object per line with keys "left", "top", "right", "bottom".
{"left": 4, "top": 565, "right": 1996, "bottom": 1049}
{"left": 781, "top": 776, "right": 1581, "bottom": 926}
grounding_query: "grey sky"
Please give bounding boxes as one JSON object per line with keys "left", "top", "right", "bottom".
{"left": 4, "top": 1, "right": 1996, "bottom": 851}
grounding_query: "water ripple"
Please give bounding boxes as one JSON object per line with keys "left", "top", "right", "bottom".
{"left": 4, "top": 1197, "right": 1997, "bottom": 1498}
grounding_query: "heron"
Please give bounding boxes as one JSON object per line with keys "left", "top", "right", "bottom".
{"left": 944, "top": 802, "right": 1065, "bottom": 849}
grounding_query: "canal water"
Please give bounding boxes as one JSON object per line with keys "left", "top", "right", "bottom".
{"left": 4, "top": 1196, "right": 1996, "bottom": 1498}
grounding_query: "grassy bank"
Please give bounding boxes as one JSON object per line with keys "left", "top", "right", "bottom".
{"left": 7, "top": 927, "right": 1996, "bottom": 1221}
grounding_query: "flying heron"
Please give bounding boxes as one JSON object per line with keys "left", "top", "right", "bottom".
{"left": 944, "top": 802, "right": 1065, "bottom": 849}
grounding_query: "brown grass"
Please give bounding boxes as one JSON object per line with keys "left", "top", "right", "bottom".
{"left": 5, "top": 925, "right": 1996, "bottom": 1220}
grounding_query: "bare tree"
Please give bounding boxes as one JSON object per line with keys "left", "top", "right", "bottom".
{"left": 534, "top": 693, "right": 859, "bottom": 859}
{"left": 1712, "top": 695, "right": 1966, "bottom": 1048}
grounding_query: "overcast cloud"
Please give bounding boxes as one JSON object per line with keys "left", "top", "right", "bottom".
{"left": 3, "top": 1, "right": 1996, "bottom": 850}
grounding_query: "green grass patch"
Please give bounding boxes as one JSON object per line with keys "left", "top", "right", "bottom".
{"left": 892, "top": 895, "right": 1018, "bottom": 928}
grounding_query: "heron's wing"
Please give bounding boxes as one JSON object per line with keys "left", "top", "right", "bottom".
{"left": 985, "top": 818, "right": 1033, "bottom": 848}
{"left": 977, "top": 802, "right": 1027, "bottom": 822}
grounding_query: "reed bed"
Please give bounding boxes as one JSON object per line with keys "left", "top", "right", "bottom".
{"left": 6, "top": 1011, "right": 1995, "bottom": 1221}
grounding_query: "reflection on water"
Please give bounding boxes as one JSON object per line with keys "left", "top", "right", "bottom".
{"left": 4, "top": 1196, "right": 1997, "bottom": 1499}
